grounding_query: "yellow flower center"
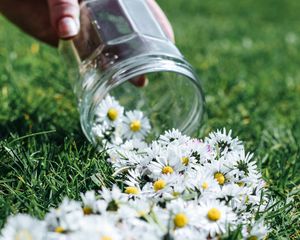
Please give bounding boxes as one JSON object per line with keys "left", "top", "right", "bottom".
{"left": 207, "top": 208, "right": 221, "bottom": 221}
{"left": 172, "top": 191, "right": 180, "bottom": 197}
{"left": 130, "top": 120, "right": 141, "bottom": 132}
{"left": 15, "top": 229, "right": 32, "bottom": 240}
{"left": 174, "top": 213, "right": 188, "bottom": 228}
{"left": 247, "top": 236, "right": 258, "bottom": 240}
{"left": 55, "top": 226, "right": 65, "bottom": 233}
{"left": 181, "top": 157, "right": 189, "bottom": 166}
{"left": 125, "top": 186, "right": 139, "bottom": 195}
{"left": 30, "top": 43, "right": 39, "bottom": 54}
{"left": 162, "top": 165, "right": 174, "bottom": 174}
{"left": 101, "top": 236, "right": 112, "bottom": 240}
{"left": 237, "top": 182, "right": 244, "bottom": 187}
{"left": 83, "top": 206, "right": 93, "bottom": 215}
{"left": 153, "top": 179, "right": 166, "bottom": 192}
{"left": 202, "top": 181, "right": 209, "bottom": 189}
{"left": 107, "top": 108, "right": 118, "bottom": 121}
{"left": 214, "top": 172, "right": 225, "bottom": 185}
{"left": 138, "top": 210, "right": 146, "bottom": 217}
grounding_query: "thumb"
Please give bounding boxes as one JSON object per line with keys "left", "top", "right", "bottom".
{"left": 47, "top": 0, "right": 80, "bottom": 39}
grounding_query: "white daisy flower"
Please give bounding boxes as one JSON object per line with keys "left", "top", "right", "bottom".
{"left": 147, "top": 145, "right": 185, "bottom": 179}
{"left": 122, "top": 211, "right": 165, "bottom": 240}
{"left": 127, "top": 198, "right": 153, "bottom": 218}
{"left": 244, "top": 219, "right": 268, "bottom": 240}
{"left": 124, "top": 169, "right": 145, "bottom": 193}
{"left": 142, "top": 174, "right": 180, "bottom": 200}
{"left": 185, "top": 138, "right": 214, "bottom": 165}
{"left": 92, "top": 123, "right": 123, "bottom": 145}
{"left": 0, "top": 214, "right": 46, "bottom": 240}
{"left": 205, "top": 128, "right": 244, "bottom": 157}
{"left": 174, "top": 227, "right": 207, "bottom": 240}
{"left": 190, "top": 167, "right": 220, "bottom": 195}
{"left": 95, "top": 94, "right": 124, "bottom": 127}
{"left": 143, "top": 141, "right": 165, "bottom": 166}
{"left": 45, "top": 232, "right": 68, "bottom": 240}
{"left": 246, "top": 180, "right": 268, "bottom": 208}
{"left": 228, "top": 150, "right": 260, "bottom": 186}
{"left": 74, "top": 215, "right": 122, "bottom": 240}
{"left": 216, "top": 183, "right": 249, "bottom": 210}
{"left": 158, "top": 129, "right": 190, "bottom": 146}
{"left": 123, "top": 185, "right": 142, "bottom": 197}
{"left": 206, "top": 159, "right": 234, "bottom": 186}
{"left": 121, "top": 110, "right": 151, "bottom": 140}
{"left": 121, "top": 139, "right": 149, "bottom": 153}
{"left": 80, "top": 191, "right": 98, "bottom": 215}
{"left": 100, "top": 185, "right": 126, "bottom": 211}
{"left": 196, "top": 199, "right": 237, "bottom": 237}
{"left": 107, "top": 145, "right": 144, "bottom": 170}
{"left": 167, "top": 199, "right": 192, "bottom": 229}
{"left": 45, "top": 198, "right": 84, "bottom": 233}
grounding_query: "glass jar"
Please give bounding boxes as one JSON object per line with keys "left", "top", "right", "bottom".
{"left": 60, "top": 0, "right": 204, "bottom": 144}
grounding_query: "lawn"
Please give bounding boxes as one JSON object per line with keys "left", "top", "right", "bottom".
{"left": 0, "top": 0, "right": 299, "bottom": 238}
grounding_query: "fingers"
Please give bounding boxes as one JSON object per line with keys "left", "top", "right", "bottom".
{"left": 130, "top": 76, "right": 149, "bottom": 88}
{"left": 47, "top": 0, "right": 80, "bottom": 39}
{"left": 147, "top": 0, "right": 175, "bottom": 42}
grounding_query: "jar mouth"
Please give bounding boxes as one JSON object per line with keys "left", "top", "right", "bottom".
{"left": 79, "top": 54, "right": 205, "bottom": 144}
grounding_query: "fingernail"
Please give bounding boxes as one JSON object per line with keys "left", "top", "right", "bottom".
{"left": 130, "top": 76, "right": 149, "bottom": 87}
{"left": 143, "top": 77, "right": 149, "bottom": 87}
{"left": 58, "top": 17, "right": 79, "bottom": 39}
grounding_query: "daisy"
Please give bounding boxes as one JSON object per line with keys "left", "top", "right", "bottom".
{"left": 74, "top": 215, "right": 122, "bottom": 240}
{"left": 158, "top": 129, "right": 190, "bottom": 146}
{"left": 94, "top": 94, "right": 124, "bottom": 127}
{"left": 125, "top": 168, "right": 142, "bottom": 183}
{"left": 121, "top": 139, "right": 149, "bottom": 153}
{"left": 205, "top": 128, "right": 244, "bottom": 157}
{"left": 45, "top": 232, "right": 69, "bottom": 240}
{"left": 167, "top": 199, "right": 191, "bottom": 229}
{"left": 45, "top": 198, "right": 84, "bottom": 233}
{"left": 100, "top": 185, "right": 127, "bottom": 211}
{"left": 147, "top": 145, "right": 185, "bottom": 179}
{"left": 0, "top": 214, "right": 46, "bottom": 240}
{"left": 167, "top": 199, "right": 210, "bottom": 238}
{"left": 127, "top": 198, "right": 153, "bottom": 218}
{"left": 143, "top": 141, "right": 165, "bottom": 165}
{"left": 80, "top": 191, "right": 99, "bottom": 215}
{"left": 174, "top": 227, "right": 207, "bottom": 240}
{"left": 121, "top": 110, "right": 151, "bottom": 140}
{"left": 123, "top": 218, "right": 164, "bottom": 240}
{"left": 107, "top": 145, "right": 144, "bottom": 170}
{"left": 228, "top": 150, "right": 260, "bottom": 186}
{"left": 196, "top": 199, "right": 237, "bottom": 237}
{"left": 244, "top": 220, "right": 268, "bottom": 240}
{"left": 185, "top": 138, "right": 214, "bottom": 165}
{"left": 92, "top": 124, "right": 123, "bottom": 145}
{"left": 190, "top": 167, "right": 220, "bottom": 196}
{"left": 216, "top": 183, "right": 249, "bottom": 210}
{"left": 142, "top": 174, "right": 180, "bottom": 200}
{"left": 123, "top": 206, "right": 166, "bottom": 240}
{"left": 206, "top": 159, "right": 234, "bottom": 186}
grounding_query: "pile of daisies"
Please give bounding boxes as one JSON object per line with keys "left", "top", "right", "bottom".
{"left": 0, "top": 96, "right": 270, "bottom": 240}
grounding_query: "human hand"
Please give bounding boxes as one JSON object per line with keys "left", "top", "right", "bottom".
{"left": 0, "top": 0, "right": 174, "bottom": 87}
{"left": 0, "top": 0, "right": 174, "bottom": 46}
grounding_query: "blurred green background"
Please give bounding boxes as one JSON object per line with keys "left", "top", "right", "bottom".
{"left": 0, "top": 0, "right": 299, "bottom": 238}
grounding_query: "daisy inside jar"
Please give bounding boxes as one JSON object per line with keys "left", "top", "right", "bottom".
{"left": 91, "top": 95, "right": 151, "bottom": 144}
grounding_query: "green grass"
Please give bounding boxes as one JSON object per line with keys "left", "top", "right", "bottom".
{"left": 0, "top": 0, "right": 300, "bottom": 238}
